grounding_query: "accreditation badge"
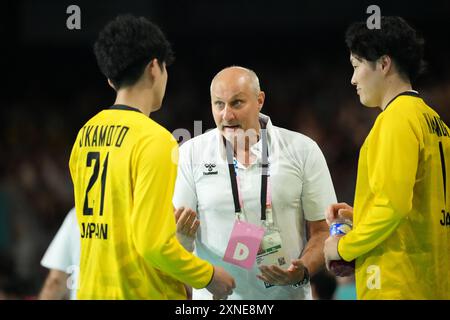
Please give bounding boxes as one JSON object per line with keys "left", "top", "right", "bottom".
{"left": 223, "top": 219, "right": 265, "bottom": 269}
{"left": 256, "top": 228, "right": 288, "bottom": 288}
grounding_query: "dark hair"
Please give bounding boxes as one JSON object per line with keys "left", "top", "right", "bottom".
{"left": 94, "top": 14, "right": 174, "bottom": 89}
{"left": 345, "top": 16, "right": 426, "bottom": 82}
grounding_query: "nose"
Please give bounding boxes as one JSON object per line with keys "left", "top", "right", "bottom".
{"left": 222, "top": 105, "right": 236, "bottom": 122}
{"left": 351, "top": 71, "right": 357, "bottom": 86}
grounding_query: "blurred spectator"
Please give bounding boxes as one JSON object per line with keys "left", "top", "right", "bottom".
{"left": 334, "top": 275, "right": 357, "bottom": 300}
{"left": 310, "top": 268, "right": 337, "bottom": 300}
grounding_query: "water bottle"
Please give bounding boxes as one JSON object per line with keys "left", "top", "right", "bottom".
{"left": 329, "top": 219, "right": 355, "bottom": 277}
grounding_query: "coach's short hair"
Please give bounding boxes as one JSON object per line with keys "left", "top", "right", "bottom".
{"left": 94, "top": 14, "right": 174, "bottom": 89}
{"left": 345, "top": 16, "right": 426, "bottom": 82}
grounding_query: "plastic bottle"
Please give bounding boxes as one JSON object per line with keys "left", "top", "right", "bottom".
{"left": 329, "top": 219, "right": 355, "bottom": 277}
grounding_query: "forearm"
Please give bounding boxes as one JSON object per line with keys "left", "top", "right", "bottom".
{"left": 299, "top": 229, "right": 328, "bottom": 276}
{"left": 338, "top": 206, "right": 402, "bottom": 261}
{"left": 38, "top": 270, "right": 69, "bottom": 300}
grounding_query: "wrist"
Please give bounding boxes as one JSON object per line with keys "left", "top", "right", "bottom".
{"left": 205, "top": 265, "right": 215, "bottom": 288}
{"left": 291, "top": 266, "right": 310, "bottom": 288}
{"left": 337, "top": 237, "right": 346, "bottom": 261}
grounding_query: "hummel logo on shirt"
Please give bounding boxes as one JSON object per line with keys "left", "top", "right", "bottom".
{"left": 203, "top": 163, "right": 218, "bottom": 175}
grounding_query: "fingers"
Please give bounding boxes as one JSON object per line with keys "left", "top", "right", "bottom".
{"left": 188, "top": 219, "right": 200, "bottom": 237}
{"left": 258, "top": 265, "right": 293, "bottom": 285}
{"left": 325, "top": 204, "right": 337, "bottom": 225}
{"left": 176, "top": 208, "right": 199, "bottom": 235}
{"left": 174, "top": 206, "right": 184, "bottom": 222}
{"left": 258, "top": 266, "right": 278, "bottom": 284}
{"left": 326, "top": 203, "right": 353, "bottom": 225}
{"left": 288, "top": 259, "right": 304, "bottom": 272}
{"left": 325, "top": 257, "right": 331, "bottom": 271}
{"left": 231, "top": 278, "right": 236, "bottom": 289}
{"left": 337, "top": 208, "right": 353, "bottom": 221}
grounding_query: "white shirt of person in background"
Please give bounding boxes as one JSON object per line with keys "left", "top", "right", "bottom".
{"left": 39, "top": 208, "right": 80, "bottom": 300}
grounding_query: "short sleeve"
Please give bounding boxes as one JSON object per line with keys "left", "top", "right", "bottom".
{"left": 173, "top": 141, "right": 198, "bottom": 211}
{"left": 301, "top": 142, "right": 337, "bottom": 221}
{"left": 41, "top": 208, "right": 79, "bottom": 272}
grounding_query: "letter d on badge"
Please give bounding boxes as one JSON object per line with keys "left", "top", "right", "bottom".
{"left": 233, "top": 242, "right": 250, "bottom": 261}
{"left": 223, "top": 220, "right": 265, "bottom": 269}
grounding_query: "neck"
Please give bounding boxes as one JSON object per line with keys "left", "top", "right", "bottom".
{"left": 233, "top": 127, "right": 261, "bottom": 154}
{"left": 232, "top": 123, "right": 262, "bottom": 167}
{"left": 380, "top": 77, "right": 413, "bottom": 110}
{"left": 114, "top": 85, "right": 156, "bottom": 117}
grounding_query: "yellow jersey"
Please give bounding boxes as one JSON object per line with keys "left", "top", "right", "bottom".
{"left": 69, "top": 105, "right": 213, "bottom": 299}
{"left": 338, "top": 92, "right": 450, "bottom": 299}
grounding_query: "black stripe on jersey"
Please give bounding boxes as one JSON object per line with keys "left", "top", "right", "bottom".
{"left": 384, "top": 91, "right": 420, "bottom": 111}
{"left": 110, "top": 104, "right": 143, "bottom": 113}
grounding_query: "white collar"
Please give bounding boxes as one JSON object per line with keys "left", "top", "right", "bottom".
{"left": 216, "top": 113, "right": 273, "bottom": 164}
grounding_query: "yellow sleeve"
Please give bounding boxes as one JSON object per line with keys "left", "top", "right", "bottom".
{"left": 130, "top": 132, "right": 213, "bottom": 289}
{"left": 339, "top": 109, "right": 421, "bottom": 261}
{"left": 69, "top": 132, "right": 81, "bottom": 186}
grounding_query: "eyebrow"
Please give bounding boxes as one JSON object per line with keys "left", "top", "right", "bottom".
{"left": 350, "top": 56, "right": 362, "bottom": 64}
{"left": 213, "top": 92, "right": 245, "bottom": 101}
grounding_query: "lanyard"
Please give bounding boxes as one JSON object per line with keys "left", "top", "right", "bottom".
{"left": 224, "top": 124, "right": 271, "bottom": 221}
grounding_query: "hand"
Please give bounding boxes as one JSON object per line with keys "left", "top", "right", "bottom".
{"left": 206, "top": 266, "right": 236, "bottom": 300}
{"left": 323, "top": 236, "right": 341, "bottom": 270}
{"left": 174, "top": 207, "right": 199, "bottom": 252}
{"left": 256, "top": 260, "right": 306, "bottom": 286}
{"left": 325, "top": 202, "right": 354, "bottom": 226}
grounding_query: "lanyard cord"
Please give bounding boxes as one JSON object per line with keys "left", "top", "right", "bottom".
{"left": 224, "top": 124, "right": 270, "bottom": 221}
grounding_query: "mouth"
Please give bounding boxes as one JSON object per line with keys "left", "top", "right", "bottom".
{"left": 222, "top": 125, "right": 240, "bottom": 131}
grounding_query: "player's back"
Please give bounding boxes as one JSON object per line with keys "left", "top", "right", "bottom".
{"left": 69, "top": 105, "right": 182, "bottom": 299}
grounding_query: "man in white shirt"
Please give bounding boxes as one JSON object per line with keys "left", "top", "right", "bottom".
{"left": 173, "top": 66, "right": 337, "bottom": 300}
{"left": 39, "top": 208, "right": 80, "bottom": 300}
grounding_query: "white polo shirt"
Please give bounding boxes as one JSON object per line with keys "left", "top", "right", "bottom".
{"left": 173, "top": 114, "right": 337, "bottom": 300}
{"left": 41, "top": 208, "right": 80, "bottom": 300}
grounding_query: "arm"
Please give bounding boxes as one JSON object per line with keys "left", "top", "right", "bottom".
{"left": 257, "top": 141, "right": 337, "bottom": 285}
{"left": 298, "top": 141, "right": 337, "bottom": 275}
{"left": 299, "top": 219, "right": 329, "bottom": 275}
{"left": 38, "top": 269, "right": 69, "bottom": 300}
{"left": 172, "top": 144, "right": 205, "bottom": 297}
{"left": 338, "top": 112, "right": 420, "bottom": 262}
{"left": 130, "top": 133, "right": 235, "bottom": 298}
{"left": 173, "top": 143, "right": 199, "bottom": 252}
{"left": 130, "top": 134, "right": 213, "bottom": 289}
{"left": 39, "top": 209, "right": 78, "bottom": 300}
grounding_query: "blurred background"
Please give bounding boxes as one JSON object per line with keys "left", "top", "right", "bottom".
{"left": 1, "top": 0, "right": 450, "bottom": 299}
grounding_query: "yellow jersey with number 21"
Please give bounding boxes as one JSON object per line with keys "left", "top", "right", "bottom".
{"left": 69, "top": 105, "right": 213, "bottom": 299}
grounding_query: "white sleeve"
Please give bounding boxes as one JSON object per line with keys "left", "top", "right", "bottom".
{"left": 301, "top": 142, "right": 337, "bottom": 221}
{"left": 41, "top": 208, "right": 80, "bottom": 273}
{"left": 173, "top": 142, "right": 198, "bottom": 211}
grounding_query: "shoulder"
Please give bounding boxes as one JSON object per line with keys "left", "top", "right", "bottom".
{"left": 272, "top": 125, "right": 323, "bottom": 157}
{"left": 179, "top": 128, "right": 218, "bottom": 154}
{"left": 375, "top": 95, "right": 428, "bottom": 137}
{"left": 135, "top": 118, "right": 178, "bottom": 150}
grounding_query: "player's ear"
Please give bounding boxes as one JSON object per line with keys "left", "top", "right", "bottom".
{"left": 148, "top": 58, "right": 162, "bottom": 77}
{"left": 378, "top": 55, "right": 392, "bottom": 75}
{"left": 257, "top": 91, "right": 265, "bottom": 111}
{"left": 107, "top": 79, "right": 117, "bottom": 91}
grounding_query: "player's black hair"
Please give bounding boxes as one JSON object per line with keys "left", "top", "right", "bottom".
{"left": 94, "top": 14, "right": 174, "bottom": 89}
{"left": 345, "top": 16, "right": 426, "bottom": 82}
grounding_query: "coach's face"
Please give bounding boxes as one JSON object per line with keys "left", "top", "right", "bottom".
{"left": 350, "top": 53, "right": 384, "bottom": 108}
{"left": 210, "top": 68, "right": 265, "bottom": 144}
